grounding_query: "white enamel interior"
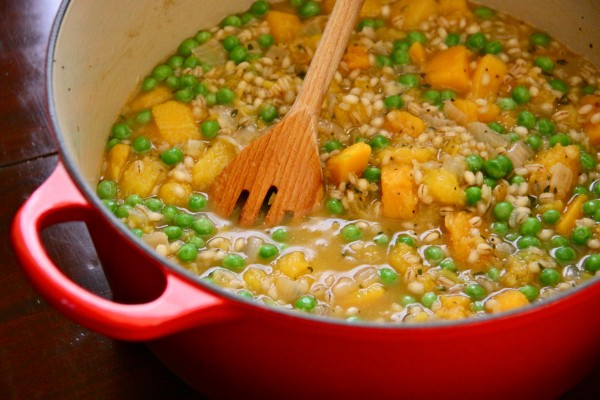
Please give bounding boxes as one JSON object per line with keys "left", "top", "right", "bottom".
{"left": 50, "top": 0, "right": 600, "bottom": 186}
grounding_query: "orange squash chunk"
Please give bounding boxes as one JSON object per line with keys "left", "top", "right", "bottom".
{"left": 409, "top": 42, "right": 426, "bottom": 65}
{"left": 381, "top": 164, "right": 417, "bottom": 219}
{"left": 444, "top": 211, "right": 491, "bottom": 272}
{"left": 385, "top": 110, "right": 426, "bottom": 137}
{"left": 423, "top": 168, "right": 465, "bottom": 206}
{"left": 439, "top": 0, "right": 470, "bottom": 17}
{"left": 555, "top": 194, "right": 588, "bottom": 236}
{"left": 485, "top": 290, "right": 530, "bottom": 313}
{"left": 390, "top": 0, "right": 439, "bottom": 30}
{"left": 424, "top": 45, "right": 472, "bottom": 94}
{"left": 266, "top": 11, "right": 301, "bottom": 43}
{"left": 326, "top": 142, "right": 372, "bottom": 185}
{"left": 470, "top": 54, "right": 508, "bottom": 99}
{"left": 343, "top": 44, "right": 371, "bottom": 70}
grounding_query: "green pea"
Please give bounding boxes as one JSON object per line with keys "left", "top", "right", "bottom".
{"left": 384, "top": 95, "right": 404, "bottom": 109}
{"left": 363, "top": 166, "right": 381, "bottom": 183}
{"left": 549, "top": 79, "right": 568, "bottom": 93}
{"left": 512, "top": 86, "right": 531, "bottom": 105}
{"left": 379, "top": 267, "right": 399, "bottom": 285}
{"left": 216, "top": 87, "right": 235, "bottom": 104}
{"left": 406, "top": 30, "right": 426, "bottom": 44}
{"left": 465, "top": 186, "right": 482, "bottom": 205}
{"left": 251, "top": 0, "right": 270, "bottom": 16}
{"left": 163, "top": 225, "right": 183, "bottom": 241}
{"left": 188, "top": 193, "right": 207, "bottom": 211}
{"left": 168, "top": 55, "right": 184, "bottom": 69}
{"left": 393, "top": 39, "right": 410, "bottom": 52}
{"left": 272, "top": 228, "right": 288, "bottom": 242}
{"left": 341, "top": 224, "right": 362, "bottom": 242}
{"left": 519, "top": 285, "right": 539, "bottom": 301}
{"left": 324, "top": 140, "right": 344, "bottom": 153}
{"left": 517, "top": 111, "right": 537, "bottom": 129}
{"left": 229, "top": 45, "right": 248, "bottom": 64}
{"left": 526, "top": 135, "right": 542, "bottom": 151}
{"left": 520, "top": 217, "right": 542, "bottom": 236}
{"left": 474, "top": 6, "right": 495, "bottom": 18}
{"left": 530, "top": 32, "right": 551, "bottom": 47}
{"left": 583, "top": 199, "right": 599, "bottom": 216}
{"left": 175, "top": 87, "right": 195, "bottom": 103}
{"left": 536, "top": 118, "right": 555, "bottom": 136}
{"left": 369, "top": 134, "right": 390, "bottom": 150}
{"left": 178, "top": 38, "right": 199, "bottom": 56}
{"left": 517, "top": 236, "right": 541, "bottom": 249}
{"left": 194, "top": 30, "right": 211, "bottom": 44}
{"left": 325, "top": 198, "right": 344, "bottom": 215}
{"left": 240, "top": 12, "right": 255, "bottom": 25}
{"left": 398, "top": 73, "right": 420, "bottom": 88}
{"left": 258, "top": 33, "right": 274, "bottom": 48}
{"left": 222, "top": 35, "right": 240, "bottom": 52}
{"left": 130, "top": 228, "right": 143, "bottom": 238}
{"left": 551, "top": 235, "right": 570, "bottom": 248}
{"left": 376, "top": 55, "right": 393, "bottom": 67}
{"left": 580, "top": 152, "right": 597, "bottom": 171}
{"left": 582, "top": 85, "right": 596, "bottom": 95}
{"left": 192, "top": 217, "right": 215, "bottom": 236}
{"left": 160, "top": 148, "right": 183, "bottom": 165}
{"left": 165, "top": 76, "right": 180, "bottom": 90}
{"left": 201, "top": 120, "right": 220, "bottom": 139}
{"left": 497, "top": 97, "right": 517, "bottom": 110}
{"left": 465, "top": 154, "right": 484, "bottom": 172}
{"left": 299, "top": 1, "right": 320, "bottom": 18}
{"left": 445, "top": 32, "right": 461, "bottom": 47}
{"left": 571, "top": 225, "right": 592, "bottom": 245}
{"left": 466, "top": 32, "right": 487, "bottom": 51}
{"left": 492, "top": 221, "right": 509, "bottom": 236}
{"left": 487, "top": 267, "right": 501, "bottom": 281}
{"left": 188, "top": 236, "right": 206, "bottom": 249}
{"left": 421, "top": 292, "right": 438, "bottom": 308}
{"left": 488, "top": 122, "right": 505, "bottom": 134}
{"left": 493, "top": 202, "right": 514, "bottom": 221}
{"left": 484, "top": 158, "right": 507, "bottom": 179}
{"left": 539, "top": 268, "right": 560, "bottom": 286}
{"left": 483, "top": 177, "right": 497, "bottom": 188}
{"left": 357, "top": 18, "right": 376, "bottom": 31}
{"left": 424, "top": 245, "right": 444, "bottom": 262}
{"left": 440, "top": 90, "right": 456, "bottom": 102}
{"left": 374, "top": 233, "right": 389, "bottom": 247}
{"left": 510, "top": 175, "right": 526, "bottom": 185}
{"left": 464, "top": 283, "right": 486, "bottom": 300}
{"left": 144, "top": 197, "right": 164, "bottom": 212}
{"left": 132, "top": 136, "right": 151, "bottom": 153}
{"left": 574, "top": 185, "right": 590, "bottom": 195}
{"left": 584, "top": 254, "right": 600, "bottom": 273}
{"left": 106, "top": 138, "right": 120, "bottom": 150}
{"left": 400, "top": 295, "right": 417, "bottom": 306}
{"left": 182, "top": 56, "right": 200, "bottom": 69}
{"left": 440, "top": 258, "right": 457, "bottom": 272}
{"left": 161, "top": 205, "right": 179, "bottom": 224}
{"left": 549, "top": 134, "right": 571, "bottom": 147}
{"left": 97, "top": 180, "right": 117, "bottom": 199}
{"left": 221, "top": 14, "right": 242, "bottom": 28}
{"left": 142, "top": 77, "right": 158, "bottom": 91}
{"left": 114, "top": 204, "right": 132, "bottom": 218}
{"left": 223, "top": 253, "right": 245, "bottom": 271}
{"left": 174, "top": 213, "right": 194, "bottom": 228}
{"left": 294, "top": 294, "right": 317, "bottom": 311}
{"left": 534, "top": 56, "right": 554, "bottom": 73}
{"left": 125, "top": 194, "right": 144, "bottom": 207}
{"left": 483, "top": 40, "right": 503, "bottom": 55}
{"left": 177, "top": 243, "right": 198, "bottom": 262}
{"left": 112, "top": 123, "right": 132, "bottom": 140}
{"left": 259, "top": 103, "right": 279, "bottom": 122}
{"left": 152, "top": 64, "right": 173, "bottom": 82}
{"left": 554, "top": 246, "right": 576, "bottom": 263}
{"left": 396, "top": 234, "right": 416, "bottom": 247}
{"left": 542, "top": 209, "right": 561, "bottom": 225}
{"left": 423, "top": 89, "right": 441, "bottom": 105}
{"left": 391, "top": 49, "right": 410, "bottom": 65}
{"left": 259, "top": 244, "right": 279, "bottom": 259}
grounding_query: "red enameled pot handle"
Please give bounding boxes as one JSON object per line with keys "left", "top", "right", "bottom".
{"left": 11, "top": 163, "right": 237, "bottom": 341}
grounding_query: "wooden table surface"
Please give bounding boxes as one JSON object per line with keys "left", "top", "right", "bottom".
{"left": 0, "top": 1, "right": 599, "bottom": 399}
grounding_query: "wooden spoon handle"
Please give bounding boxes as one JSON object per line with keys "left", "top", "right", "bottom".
{"left": 292, "top": 0, "right": 364, "bottom": 114}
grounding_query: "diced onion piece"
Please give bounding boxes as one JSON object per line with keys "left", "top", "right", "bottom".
{"left": 467, "top": 122, "right": 510, "bottom": 148}
{"left": 192, "top": 38, "right": 227, "bottom": 67}
{"left": 443, "top": 100, "right": 468, "bottom": 125}
{"left": 142, "top": 231, "right": 169, "bottom": 249}
{"left": 442, "top": 154, "right": 465, "bottom": 179}
{"left": 505, "top": 141, "right": 534, "bottom": 169}
{"left": 549, "top": 162, "right": 573, "bottom": 199}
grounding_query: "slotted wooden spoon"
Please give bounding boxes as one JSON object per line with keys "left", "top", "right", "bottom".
{"left": 210, "top": 0, "right": 364, "bottom": 226}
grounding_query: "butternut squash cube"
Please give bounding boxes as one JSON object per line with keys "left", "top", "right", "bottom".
{"left": 128, "top": 85, "right": 173, "bottom": 112}
{"left": 120, "top": 157, "right": 167, "bottom": 198}
{"left": 276, "top": 251, "right": 311, "bottom": 279}
{"left": 152, "top": 101, "right": 200, "bottom": 146}
{"left": 408, "top": 42, "right": 427, "bottom": 65}
{"left": 381, "top": 164, "right": 418, "bottom": 219}
{"left": 423, "top": 168, "right": 464, "bottom": 206}
{"left": 326, "top": 142, "right": 372, "bottom": 185}
{"left": 485, "top": 289, "right": 529, "bottom": 313}
{"left": 528, "top": 144, "right": 580, "bottom": 200}
{"left": 266, "top": 11, "right": 301, "bottom": 43}
{"left": 424, "top": 45, "right": 472, "bottom": 94}
{"left": 105, "top": 143, "right": 131, "bottom": 181}
{"left": 388, "top": 242, "right": 421, "bottom": 275}
{"left": 243, "top": 267, "right": 267, "bottom": 293}
{"left": 390, "top": 0, "right": 439, "bottom": 30}
{"left": 343, "top": 44, "right": 371, "bottom": 70}
{"left": 192, "top": 138, "right": 238, "bottom": 191}
{"left": 375, "top": 146, "right": 436, "bottom": 165}
{"left": 470, "top": 54, "right": 507, "bottom": 100}
{"left": 158, "top": 179, "right": 193, "bottom": 207}
{"left": 385, "top": 110, "right": 427, "bottom": 137}
{"left": 444, "top": 211, "right": 490, "bottom": 272}
{"left": 555, "top": 194, "right": 588, "bottom": 236}
{"left": 439, "top": 0, "right": 469, "bottom": 17}
{"left": 338, "top": 284, "right": 386, "bottom": 308}
{"left": 434, "top": 294, "right": 473, "bottom": 320}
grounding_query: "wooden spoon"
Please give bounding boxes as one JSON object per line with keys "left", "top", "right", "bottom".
{"left": 210, "top": 0, "right": 364, "bottom": 226}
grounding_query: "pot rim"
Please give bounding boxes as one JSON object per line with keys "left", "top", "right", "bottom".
{"left": 45, "top": 0, "right": 600, "bottom": 332}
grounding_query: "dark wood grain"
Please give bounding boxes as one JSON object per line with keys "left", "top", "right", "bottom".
{"left": 0, "top": 0, "right": 598, "bottom": 399}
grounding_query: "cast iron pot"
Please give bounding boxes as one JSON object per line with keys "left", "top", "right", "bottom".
{"left": 11, "top": 0, "right": 600, "bottom": 398}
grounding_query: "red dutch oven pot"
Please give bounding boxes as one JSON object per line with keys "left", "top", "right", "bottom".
{"left": 11, "top": 0, "right": 600, "bottom": 398}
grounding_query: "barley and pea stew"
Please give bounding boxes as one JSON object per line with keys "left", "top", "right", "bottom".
{"left": 96, "top": 0, "right": 600, "bottom": 323}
